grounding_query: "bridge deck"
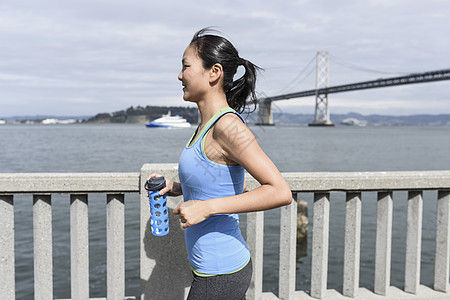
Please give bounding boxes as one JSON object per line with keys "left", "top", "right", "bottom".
{"left": 261, "top": 68, "right": 450, "bottom": 101}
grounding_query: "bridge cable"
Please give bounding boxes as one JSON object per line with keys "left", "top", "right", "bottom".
{"left": 328, "top": 53, "right": 410, "bottom": 76}
{"left": 274, "top": 54, "right": 316, "bottom": 95}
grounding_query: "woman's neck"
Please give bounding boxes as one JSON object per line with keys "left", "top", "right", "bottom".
{"left": 196, "top": 94, "right": 229, "bottom": 127}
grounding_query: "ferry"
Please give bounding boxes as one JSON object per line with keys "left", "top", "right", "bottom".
{"left": 145, "top": 111, "right": 191, "bottom": 128}
{"left": 340, "top": 118, "right": 368, "bottom": 127}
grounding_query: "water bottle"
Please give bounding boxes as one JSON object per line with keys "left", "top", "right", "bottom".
{"left": 145, "top": 177, "right": 169, "bottom": 236}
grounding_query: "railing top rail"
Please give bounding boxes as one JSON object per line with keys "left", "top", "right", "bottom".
{"left": 0, "top": 172, "right": 140, "bottom": 194}
{"left": 1, "top": 169, "right": 449, "bottom": 195}
{"left": 248, "top": 170, "right": 450, "bottom": 192}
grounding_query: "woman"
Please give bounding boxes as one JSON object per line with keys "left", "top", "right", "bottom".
{"left": 149, "top": 28, "right": 292, "bottom": 299}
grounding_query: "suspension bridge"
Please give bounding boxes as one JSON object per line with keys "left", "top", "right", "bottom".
{"left": 257, "top": 52, "right": 450, "bottom": 126}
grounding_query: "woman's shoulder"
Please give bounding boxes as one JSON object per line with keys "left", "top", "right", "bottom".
{"left": 212, "top": 113, "right": 255, "bottom": 150}
{"left": 213, "top": 112, "right": 246, "bottom": 134}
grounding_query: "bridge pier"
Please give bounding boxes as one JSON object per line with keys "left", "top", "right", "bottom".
{"left": 256, "top": 99, "right": 274, "bottom": 125}
{"left": 308, "top": 93, "right": 335, "bottom": 127}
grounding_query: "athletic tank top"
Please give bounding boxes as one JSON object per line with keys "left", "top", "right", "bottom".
{"left": 178, "top": 107, "right": 250, "bottom": 275}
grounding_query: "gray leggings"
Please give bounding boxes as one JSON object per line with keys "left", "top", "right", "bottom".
{"left": 187, "top": 259, "right": 252, "bottom": 300}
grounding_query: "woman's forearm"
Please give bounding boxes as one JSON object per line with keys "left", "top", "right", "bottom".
{"left": 207, "top": 181, "right": 292, "bottom": 215}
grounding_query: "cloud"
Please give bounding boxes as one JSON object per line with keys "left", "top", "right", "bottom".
{"left": 0, "top": 0, "right": 449, "bottom": 117}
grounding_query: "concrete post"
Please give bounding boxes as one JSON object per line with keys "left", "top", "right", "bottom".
{"left": 343, "top": 192, "right": 361, "bottom": 298}
{"left": 405, "top": 191, "right": 423, "bottom": 294}
{"left": 434, "top": 190, "right": 450, "bottom": 292}
{"left": 279, "top": 194, "right": 297, "bottom": 300}
{"left": 140, "top": 164, "right": 191, "bottom": 300}
{"left": 374, "top": 192, "right": 393, "bottom": 295}
{"left": 0, "top": 195, "right": 15, "bottom": 299}
{"left": 33, "top": 195, "right": 53, "bottom": 300}
{"left": 70, "top": 194, "right": 89, "bottom": 300}
{"left": 246, "top": 211, "right": 264, "bottom": 299}
{"left": 107, "top": 194, "right": 125, "bottom": 300}
{"left": 311, "top": 192, "right": 330, "bottom": 298}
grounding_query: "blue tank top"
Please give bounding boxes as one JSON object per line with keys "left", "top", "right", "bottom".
{"left": 178, "top": 107, "right": 250, "bottom": 275}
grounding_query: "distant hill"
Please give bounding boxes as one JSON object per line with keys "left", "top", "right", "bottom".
{"left": 342, "top": 113, "right": 450, "bottom": 126}
{"left": 4, "top": 106, "right": 450, "bottom": 126}
{"left": 251, "top": 112, "right": 450, "bottom": 126}
{"left": 307, "top": 112, "right": 450, "bottom": 126}
{"left": 84, "top": 105, "right": 199, "bottom": 124}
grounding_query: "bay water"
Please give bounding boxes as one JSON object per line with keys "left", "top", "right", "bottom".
{"left": 1, "top": 124, "right": 449, "bottom": 298}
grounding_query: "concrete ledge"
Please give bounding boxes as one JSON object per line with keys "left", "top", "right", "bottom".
{"left": 2, "top": 169, "right": 449, "bottom": 195}
{"left": 279, "top": 171, "right": 450, "bottom": 192}
{"left": 0, "top": 172, "right": 140, "bottom": 194}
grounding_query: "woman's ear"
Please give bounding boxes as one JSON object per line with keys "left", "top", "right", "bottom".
{"left": 209, "top": 63, "right": 223, "bottom": 84}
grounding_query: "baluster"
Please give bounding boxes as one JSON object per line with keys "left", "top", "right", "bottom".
{"left": 33, "top": 195, "right": 53, "bottom": 300}
{"left": 246, "top": 211, "right": 264, "bottom": 299}
{"left": 311, "top": 192, "right": 330, "bottom": 299}
{"left": 405, "top": 190, "right": 423, "bottom": 294}
{"left": 374, "top": 191, "right": 393, "bottom": 295}
{"left": 0, "top": 195, "right": 15, "bottom": 299}
{"left": 107, "top": 194, "right": 125, "bottom": 300}
{"left": 434, "top": 190, "right": 450, "bottom": 292}
{"left": 279, "top": 193, "right": 297, "bottom": 300}
{"left": 70, "top": 194, "right": 89, "bottom": 300}
{"left": 343, "top": 192, "right": 361, "bottom": 297}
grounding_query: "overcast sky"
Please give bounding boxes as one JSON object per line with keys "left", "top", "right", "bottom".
{"left": 1, "top": 0, "right": 449, "bottom": 118}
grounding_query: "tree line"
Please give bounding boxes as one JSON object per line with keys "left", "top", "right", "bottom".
{"left": 84, "top": 105, "right": 199, "bottom": 124}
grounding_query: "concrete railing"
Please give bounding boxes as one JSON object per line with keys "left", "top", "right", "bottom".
{"left": 0, "top": 172, "right": 140, "bottom": 300}
{"left": 1, "top": 164, "right": 449, "bottom": 300}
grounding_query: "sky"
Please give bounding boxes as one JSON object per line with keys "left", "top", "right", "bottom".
{"left": 1, "top": 0, "right": 449, "bottom": 118}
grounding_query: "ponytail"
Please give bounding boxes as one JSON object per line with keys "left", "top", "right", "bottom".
{"left": 226, "top": 58, "right": 261, "bottom": 114}
{"left": 190, "top": 28, "right": 263, "bottom": 114}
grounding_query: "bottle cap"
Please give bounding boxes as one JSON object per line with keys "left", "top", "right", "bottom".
{"left": 145, "top": 176, "right": 166, "bottom": 192}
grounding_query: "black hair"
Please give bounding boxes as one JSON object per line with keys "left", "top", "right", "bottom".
{"left": 189, "top": 28, "right": 262, "bottom": 114}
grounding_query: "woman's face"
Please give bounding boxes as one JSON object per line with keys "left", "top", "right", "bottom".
{"left": 178, "top": 45, "right": 210, "bottom": 103}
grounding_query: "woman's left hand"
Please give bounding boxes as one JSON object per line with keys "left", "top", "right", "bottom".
{"left": 174, "top": 200, "right": 211, "bottom": 229}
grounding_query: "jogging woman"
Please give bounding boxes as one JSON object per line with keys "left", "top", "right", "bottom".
{"left": 149, "top": 28, "right": 292, "bottom": 299}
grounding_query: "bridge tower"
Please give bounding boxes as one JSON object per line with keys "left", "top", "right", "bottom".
{"left": 309, "top": 51, "right": 334, "bottom": 126}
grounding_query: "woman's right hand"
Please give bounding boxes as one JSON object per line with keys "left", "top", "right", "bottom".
{"left": 146, "top": 173, "right": 182, "bottom": 196}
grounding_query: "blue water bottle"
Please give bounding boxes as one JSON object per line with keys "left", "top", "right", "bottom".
{"left": 145, "top": 177, "right": 169, "bottom": 236}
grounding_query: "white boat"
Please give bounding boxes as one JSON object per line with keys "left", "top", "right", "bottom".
{"left": 41, "top": 118, "right": 77, "bottom": 125}
{"left": 145, "top": 111, "right": 191, "bottom": 128}
{"left": 0, "top": 120, "right": 6, "bottom": 125}
{"left": 340, "top": 118, "right": 368, "bottom": 127}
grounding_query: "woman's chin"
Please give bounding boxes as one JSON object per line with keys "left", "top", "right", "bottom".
{"left": 182, "top": 95, "right": 196, "bottom": 103}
